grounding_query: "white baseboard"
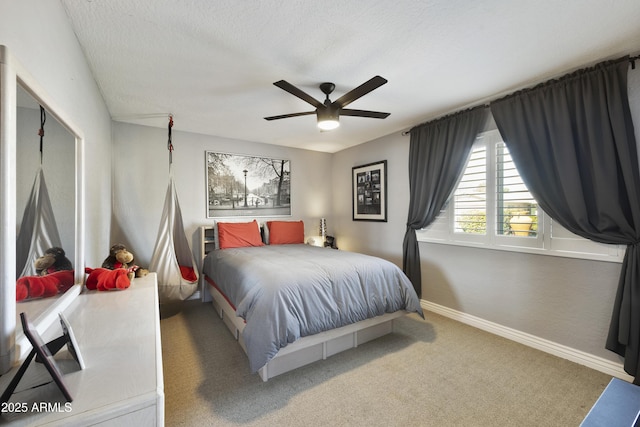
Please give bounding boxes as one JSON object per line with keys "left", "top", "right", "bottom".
{"left": 420, "top": 300, "right": 634, "bottom": 383}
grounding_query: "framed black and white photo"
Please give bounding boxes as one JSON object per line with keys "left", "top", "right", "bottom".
{"left": 352, "top": 160, "right": 387, "bottom": 222}
{"left": 206, "top": 152, "right": 291, "bottom": 218}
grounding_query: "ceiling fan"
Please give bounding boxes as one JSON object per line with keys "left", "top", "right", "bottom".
{"left": 264, "top": 76, "right": 390, "bottom": 130}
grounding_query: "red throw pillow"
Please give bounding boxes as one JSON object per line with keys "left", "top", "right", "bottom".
{"left": 217, "top": 220, "right": 264, "bottom": 249}
{"left": 268, "top": 220, "right": 304, "bottom": 245}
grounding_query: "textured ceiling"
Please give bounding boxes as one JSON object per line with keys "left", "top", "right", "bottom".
{"left": 61, "top": 0, "right": 640, "bottom": 153}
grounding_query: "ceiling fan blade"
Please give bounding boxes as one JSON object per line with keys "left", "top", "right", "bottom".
{"left": 264, "top": 111, "right": 316, "bottom": 121}
{"left": 340, "top": 109, "right": 390, "bottom": 119}
{"left": 273, "top": 80, "right": 324, "bottom": 109}
{"left": 332, "top": 76, "right": 388, "bottom": 108}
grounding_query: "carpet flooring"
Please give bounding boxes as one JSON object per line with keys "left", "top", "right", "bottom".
{"left": 160, "top": 300, "right": 611, "bottom": 427}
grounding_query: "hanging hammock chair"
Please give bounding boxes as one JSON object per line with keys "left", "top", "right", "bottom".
{"left": 16, "top": 167, "right": 62, "bottom": 278}
{"left": 16, "top": 107, "right": 63, "bottom": 278}
{"left": 149, "top": 116, "right": 199, "bottom": 302}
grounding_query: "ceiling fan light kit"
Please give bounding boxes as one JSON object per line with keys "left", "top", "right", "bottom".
{"left": 317, "top": 118, "right": 340, "bottom": 131}
{"left": 317, "top": 108, "right": 340, "bottom": 130}
{"left": 265, "top": 76, "right": 390, "bottom": 131}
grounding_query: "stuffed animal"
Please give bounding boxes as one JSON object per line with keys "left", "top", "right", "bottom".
{"left": 102, "top": 243, "right": 133, "bottom": 269}
{"left": 35, "top": 247, "right": 73, "bottom": 276}
{"left": 85, "top": 267, "right": 131, "bottom": 291}
{"left": 16, "top": 270, "right": 75, "bottom": 301}
{"left": 101, "top": 243, "right": 149, "bottom": 278}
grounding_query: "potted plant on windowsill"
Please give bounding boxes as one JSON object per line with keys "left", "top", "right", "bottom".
{"left": 509, "top": 213, "right": 533, "bottom": 236}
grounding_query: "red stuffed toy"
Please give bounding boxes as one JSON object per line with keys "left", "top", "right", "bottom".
{"left": 85, "top": 267, "right": 131, "bottom": 291}
{"left": 16, "top": 270, "right": 75, "bottom": 301}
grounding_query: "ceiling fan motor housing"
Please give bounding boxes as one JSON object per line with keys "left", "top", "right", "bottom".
{"left": 317, "top": 105, "right": 339, "bottom": 121}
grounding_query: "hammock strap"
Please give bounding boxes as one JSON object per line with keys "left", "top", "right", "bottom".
{"left": 167, "top": 115, "right": 174, "bottom": 166}
{"left": 38, "top": 105, "right": 46, "bottom": 164}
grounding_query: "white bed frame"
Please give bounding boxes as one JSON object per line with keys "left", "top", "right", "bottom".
{"left": 207, "top": 282, "right": 405, "bottom": 381}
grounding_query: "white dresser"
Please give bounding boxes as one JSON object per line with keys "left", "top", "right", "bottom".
{"left": 0, "top": 273, "right": 164, "bottom": 426}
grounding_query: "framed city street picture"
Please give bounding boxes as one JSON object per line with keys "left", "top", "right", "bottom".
{"left": 206, "top": 151, "right": 291, "bottom": 218}
{"left": 352, "top": 160, "right": 387, "bottom": 222}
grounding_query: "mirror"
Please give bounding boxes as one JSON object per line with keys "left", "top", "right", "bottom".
{"left": 15, "top": 85, "right": 76, "bottom": 323}
{"left": 0, "top": 45, "right": 85, "bottom": 373}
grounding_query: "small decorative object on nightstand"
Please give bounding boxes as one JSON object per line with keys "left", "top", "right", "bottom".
{"left": 319, "top": 218, "right": 327, "bottom": 240}
{"left": 324, "top": 235, "right": 338, "bottom": 249}
{"left": 306, "top": 236, "right": 324, "bottom": 247}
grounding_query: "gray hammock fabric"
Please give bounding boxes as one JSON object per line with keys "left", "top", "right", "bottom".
{"left": 149, "top": 175, "right": 199, "bottom": 302}
{"left": 16, "top": 167, "right": 62, "bottom": 278}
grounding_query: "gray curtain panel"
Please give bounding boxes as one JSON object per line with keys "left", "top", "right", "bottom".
{"left": 402, "top": 107, "right": 488, "bottom": 297}
{"left": 490, "top": 57, "right": 640, "bottom": 382}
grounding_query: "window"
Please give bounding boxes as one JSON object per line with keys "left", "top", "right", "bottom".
{"left": 416, "top": 128, "right": 624, "bottom": 262}
{"left": 453, "top": 145, "right": 486, "bottom": 235}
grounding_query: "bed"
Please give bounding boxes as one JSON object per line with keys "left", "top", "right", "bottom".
{"left": 202, "top": 220, "right": 423, "bottom": 381}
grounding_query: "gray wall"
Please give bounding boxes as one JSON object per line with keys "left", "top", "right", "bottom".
{"left": 419, "top": 244, "right": 621, "bottom": 361}
{"left": 331, "top": 65, "right": 640, "bottom": 365}
{"left": 331, "top": 130, "right": 409, "bottom": 267}
{"left": 110, "top": 122, "right": 333, "bottom": 267}
{"left": 1, "top": 0, "right": 113, "bottom": 267}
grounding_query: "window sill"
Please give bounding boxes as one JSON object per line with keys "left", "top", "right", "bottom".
{"left": 416, "top": 236, "right": 624, "bottom": 264}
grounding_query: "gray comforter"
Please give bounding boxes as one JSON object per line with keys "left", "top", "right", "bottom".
{"left": 203, "top": 244, "right": 423, "bottom": 372}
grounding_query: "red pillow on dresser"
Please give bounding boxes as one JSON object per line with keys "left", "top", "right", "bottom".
{"left": 267, "top": 220, "right": 304, "bottom": 245}
{"left": 217, "top": 220, "right": 264, "bottom": 249}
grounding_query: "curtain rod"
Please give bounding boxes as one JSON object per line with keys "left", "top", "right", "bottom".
{"left": 402, "top": 54, "right": 639, "bottom": 136}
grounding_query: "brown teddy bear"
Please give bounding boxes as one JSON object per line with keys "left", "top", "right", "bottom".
{"left": 35, "top": 247, "right": 73, "bottom": 276}
{"left": 101, "top": 243, "right": 148, "bottom": 279}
